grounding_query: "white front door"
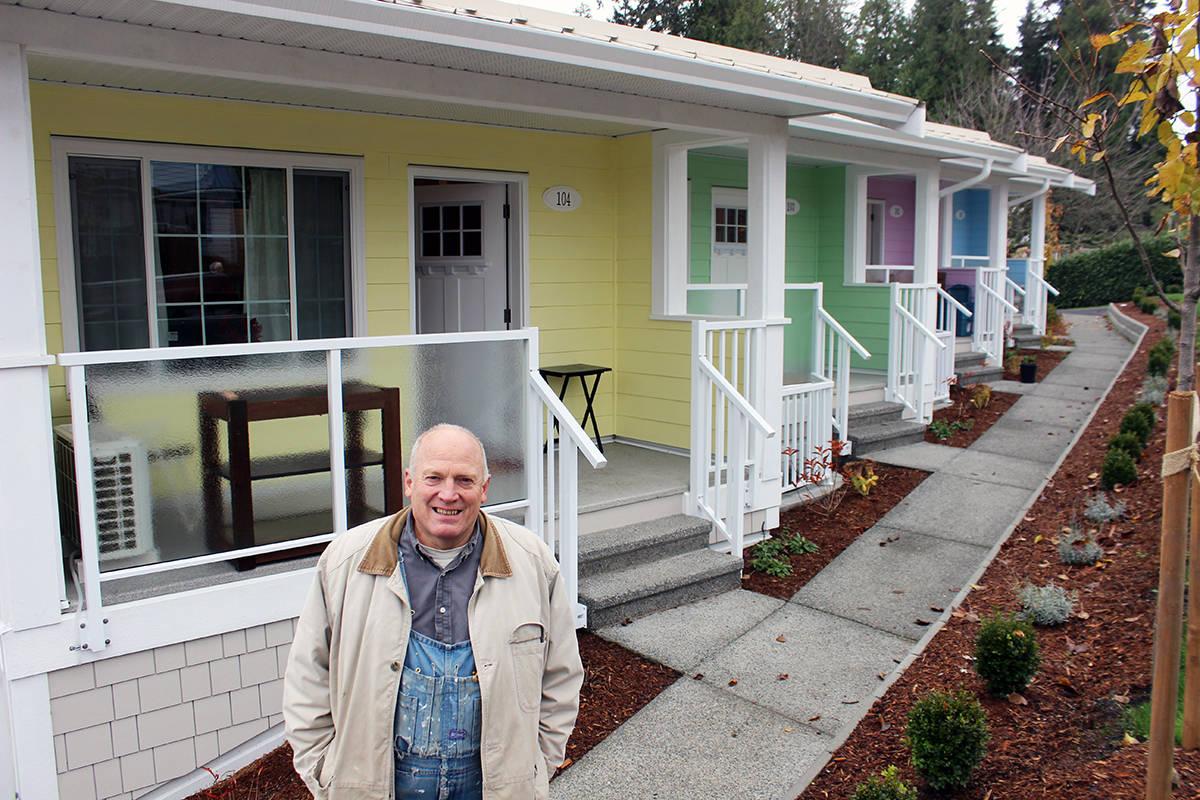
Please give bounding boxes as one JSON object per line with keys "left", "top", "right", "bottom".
{"left": 414, "top": 181, "right": 512, "bottom": 333}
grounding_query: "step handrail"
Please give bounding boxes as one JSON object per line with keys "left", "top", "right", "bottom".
{"left": 696, "top": 358, "right": 775, "bottom": 438}
{"left": 817, "top": 308, "right": 872, "bottom": 360}
{"left": 935, "top": 285, "right": 973, "bottom": 318}
{"left": 978, "top": 279, "right": 1019, "bottom": 313}
{"left": 1027, "top": 270, "right": 1060, "bottom": 296}
{"left": 1005, "top": 276, "right": 1027, "bottom": 297}
{"left": 895, "top": 303, "right": 947, "bottom": 350}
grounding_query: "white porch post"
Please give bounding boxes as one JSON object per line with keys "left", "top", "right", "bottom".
{"left": 0, "top": 39, "right": 63, "bottom": 800}
{"left": 746, "top": 126, "right": 787, "bottom": 524}
{"left": 1029, "top": 190, "right": 1048, "bottom": 328}
{"left": 914, "top": 170, "right": 940, "bottom": 417}
{"left": 844, "top": 167, "right": 869, "bottom": 284}
{"left": 939, "top": 188, "right": 953, "bottom": 270}
{"left": 652, "top": 134, "right": 692, "bottom": 316}
{"left": 988, "top": 180, "right": 1009, "bottom": 278}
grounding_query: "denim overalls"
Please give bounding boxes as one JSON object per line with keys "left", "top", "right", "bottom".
{"left": 394, "top": 553, "right": 484, "bottom": 800}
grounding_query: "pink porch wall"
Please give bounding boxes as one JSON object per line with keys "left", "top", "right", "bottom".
{"left": 866, "top": 176, "right": 915, "bottom": 265}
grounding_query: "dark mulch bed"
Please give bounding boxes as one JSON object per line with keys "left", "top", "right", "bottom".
{"left": 741, "top": 462, "right": 930, "bottom": 599}
{"left": 1002, "top": 347, "right": 1069, "bottom": 382}
{"left": 924, "top": 386, "right": 1020, "bottom": 447}
{"left": 188, "top": 631, "right": 677, "bottom": 800}
{"left": 798, "top": 306, "right": 1200, "bottom": 800}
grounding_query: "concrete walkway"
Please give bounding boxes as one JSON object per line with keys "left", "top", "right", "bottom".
{"left": 550, "top": 310, "right": 1143, "bottom": 800}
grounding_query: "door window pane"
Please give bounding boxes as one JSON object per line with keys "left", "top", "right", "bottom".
{"left": 420, "top": 203, "right": 483, "bottom": 258}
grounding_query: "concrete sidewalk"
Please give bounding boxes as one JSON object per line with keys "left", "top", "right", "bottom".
{"left": 550, "top": 310, "right": 1144, "bottom": 800}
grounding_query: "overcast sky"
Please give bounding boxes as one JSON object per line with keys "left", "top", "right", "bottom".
{"left": 515, "top": 0, "right": 1031, "bottom": 48}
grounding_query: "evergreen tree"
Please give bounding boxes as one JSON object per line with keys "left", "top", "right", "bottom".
{"left": 773, "top": 0, "right": 849, "bottom": 69}
{"left": 1014, "top": 0, "right": 1055, "bottom": 93}
{"left": 687, "top": 0, "right": 775, "bottom": 53}
{"left": 609, "top": 0, "right": 693, "bottom": 34}
{"left": 843, "top": 0, "right": 907, "bottom": 92}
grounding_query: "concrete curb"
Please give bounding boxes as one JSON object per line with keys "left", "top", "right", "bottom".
{"left": 1107, "top": 302, "right": 1149, "bottom": 343}
{"left": 780, "top": 309, "right": 1149, "bottom": 800}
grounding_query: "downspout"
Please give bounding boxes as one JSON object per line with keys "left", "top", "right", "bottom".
{"left": 938, "top": 158, "right": 993, "bottom": 198}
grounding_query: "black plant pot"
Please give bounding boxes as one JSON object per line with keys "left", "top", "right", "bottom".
{"left": 1019, "top": 361, "right": 1037, "bottom": 383}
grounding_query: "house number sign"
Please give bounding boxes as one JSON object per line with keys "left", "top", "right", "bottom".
{"left": 543, "top": 185, "right": 581, "bottom": 212}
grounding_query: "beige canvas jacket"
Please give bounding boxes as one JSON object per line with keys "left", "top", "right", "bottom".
{"left": 282, "top": 508, "right": 583, "bottom": 800}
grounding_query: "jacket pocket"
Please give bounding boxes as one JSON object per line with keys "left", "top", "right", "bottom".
{"left": 509, "top": 622, "right": 546, "bottom": 713}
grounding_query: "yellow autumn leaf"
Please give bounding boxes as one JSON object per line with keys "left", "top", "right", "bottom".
{"left": 1052, "top": 134, "right": 1070, "bottom": 152}
{"left": 1184, "top": 111, "right": 1197, "bottom": 127}
{"left": 1160, "top": 158, "right": 1185, "bottom": 191}
{"left": 1081, "top": 91, "right": 1111, "bottom": 108}
{"left": 1034, "top": 534, "right": 1043, "bottom": 544}
{"left": 1139, "top": 107, "right": 1159, "bottom": 137}
{"left": 1116, "top": 40, "right": 1151, "bottom": 73}
{"left": 1158, "top": 120, "right": 1178, "bottom": 148}
{"left": 1165, "top": 248, "right": 1182, "bottom": 258}
{"left": 1081, "top": 114, "right": 1100, "bottom": 139}
{"left": 1091, "top": 32, "right": 1118, "bottom": 50}
{"left": 1092, "top": 150, "right": 1107, "bottom": 162}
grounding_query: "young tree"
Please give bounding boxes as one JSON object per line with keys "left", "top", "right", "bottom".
{"left": 772, "top": 0, "right": 849, "bottom": 68}
{"left": 901, "top": 0, "right": 1008, "bottom": 120}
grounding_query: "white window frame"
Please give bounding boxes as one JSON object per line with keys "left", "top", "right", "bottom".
{"left": 52, "top": 137, "right": 367, "bottom": 352}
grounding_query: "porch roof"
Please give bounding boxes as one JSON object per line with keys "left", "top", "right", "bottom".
{"left": 4, "top": 0, "right": 920, "bottom": 136}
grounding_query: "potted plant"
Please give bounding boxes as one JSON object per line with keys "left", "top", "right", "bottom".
{"left": 1019, "top": 355, "right": 1037, "bottom": 383}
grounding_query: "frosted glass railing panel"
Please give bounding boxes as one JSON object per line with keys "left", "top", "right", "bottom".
{"left": 782, "top": 289, "right": 815, "bottom": 381}
{"left": 340, "top": 339, "right": 528, "bottom": 509}
{"left": 78, "top": 351, "right": 331, "bottom": 570}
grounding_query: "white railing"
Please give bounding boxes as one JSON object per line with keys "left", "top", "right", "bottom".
{"left": 974, "top": 266, "right": 1017, "bottom": 366}
{"left": 935, "top": 286, "right": 972, "bottom": 402}
{"left": 889, "top": 283, "right": 946, "bottom": 423}
{"left": 690, "top": 320, "right": 775, "bottom": 556}
{"left": 780, "top": 380, "right": 834, "bottom": 490}
{"left": 1024, "top": 261, "right": 1057, "bottom": 335}
{"left": 1005, "top": 276, "right": 1026, "bottom": 342}
{"left": 686, "top": 282, "right": 746, "bottom": 317}
{"left": 785, "top": 283, "right": 872, "bottom": 441}
{"left": 57, "top": 328, "right": 604, "bottom": 648}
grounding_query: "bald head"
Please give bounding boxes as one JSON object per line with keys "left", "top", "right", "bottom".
{"left": 409, "top": 424, "right": 489, "bottom": 482}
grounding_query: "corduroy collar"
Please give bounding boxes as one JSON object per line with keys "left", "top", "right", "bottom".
{"left": 356, "top": 507, "right": 512, "bottom": 578}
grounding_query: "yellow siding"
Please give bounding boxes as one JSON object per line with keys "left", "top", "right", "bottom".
{"left": 30, "top": 84, "right": 688, "bottom": 448}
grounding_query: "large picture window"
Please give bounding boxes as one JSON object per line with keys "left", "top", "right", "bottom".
{"left": 56, "top": 141, "right": 359, "bottom": 351}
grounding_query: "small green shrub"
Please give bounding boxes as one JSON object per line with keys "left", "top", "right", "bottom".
{"left": 852, "top": 765, "right": 918, "bottom": 800}
{"left": 904, "top": 689, "right": 989, "bottom": 793}
{"left": 1168, "top": 309, "right": 1181, "bottom": 329}
{"left": 928, "top": 418, "right": 972, "bottom": 439}
{"left": 1130, "top": 401, "right": 1158, "bottom": 430}
{"left": 1046, "top": 303, "right": 1060, "bottom": 325}
{"left": 1102, "top": 446, "right": 1138, "bottom": 488}
{"left": 783, "top": 533, "right": 819, "bottom": 555}
{"left": 975, "top": 611, "right": 1040, "bottom": 696}
{"left": 1016, "top": 582, "right": 1076, "bottom": 626}
{"left": 1167, "top": 283, "right": 1183, "bottom": 294}
{"left": 1132, "top": 285, "right": 1146, "bottom": 304}
{"left": 1148, "top": 337, "right": 1176, "bottom": 377}
{"left": 748, "top": 537, "right": 792, "bottom": 577}
{"left": 1084, "top": 491, "right": 1126, "bottom": 523}
{"left": 1106, "top": 432, "right": 1143, "bottom": 459}
{"left": 1118, "top": 410, "right": 1152, "bottom": 446}
{"left": 1059, "top": 526, "right": 1103, "bottom": 566}
{"left": 1139, "top": 296, "right": 1159, "bottom": 314}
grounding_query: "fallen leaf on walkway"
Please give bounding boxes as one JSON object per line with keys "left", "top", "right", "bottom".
{"left": 877, "top": 672, "right": 887, "bottom": 680}
{"left": 776, "top": 634, "right": 787, "bottom": 642}
{"left": 878, "top": 716, "right": 890, "bottom": 732}
{"left": 808, "top": 715, "right": 821, "bottom": 722}
{"left": 1008, "top": 693, "right": 1028, "bottom": 705}
{"left": 892, "top": 589, "right": 905, "bottom": 594}
{"left": 841, "top": 699, "right": 859, "bottom": 704}
{"left": 856, "top": 606, "right": 872, "bottom": 610}
{"left": 971, "top": 583, "right": 986, "bottom": 590}
{"left": 621, "top": 618, "right": 634, "bottom": 626}
{"left": 915, "top": 618, "right": 931, "bottom": 625}
{"left": 693, "top": 673, "right": 704, "bottom": 680}
{"left": 1114, "top": 694, "right": 1130, "bottom": 704}
{"left": 930, "top": 606, "right": 944, "bottom": 613}
{"left": 728, "top": 679, "right": 738, "bottom": 686}
{"left": 1124, "top": 615, "right": 1143, "bottom": 622}
{"left": 1122, "top": 733, "right": 1139, "bottom": 745}
{"left": 1088, "top": 472, "right": 1099, "bottom": 480}
{"left": 784, "top": 727, "right": 793, "bottom": 732}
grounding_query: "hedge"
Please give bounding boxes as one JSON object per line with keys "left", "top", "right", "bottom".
{"left": 1045, "top": 235, "right": 1181, "bottom": 308}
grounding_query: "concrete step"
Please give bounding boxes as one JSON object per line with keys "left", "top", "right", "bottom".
{"left": 847, "top": 416, "right": 927, "bottom": 456}
{"left": 578, "top": 513, "right": 711, "bottom": 578}
{"left": 847, "top": 400, "right": 906, "bottom": 427}
{"left": 954, "top": 351, "right": 1004, "bottom": 386}
{"left": 1012, "top": 324, "right": 1041, "bottom": 349}
{"left": 579, "top": 548, "right": 743, "bottom": 629}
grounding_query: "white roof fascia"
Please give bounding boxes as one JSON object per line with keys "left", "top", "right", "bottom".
{"left": 790, "top": 115, "right": 1020, "bottom": 168}
{"left": 27, "top": 0, "right": 919, "bottom": 127}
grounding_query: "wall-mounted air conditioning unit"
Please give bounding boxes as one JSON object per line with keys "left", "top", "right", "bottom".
{"left": 54, "top": 424, "right": 156, "bottom": 564}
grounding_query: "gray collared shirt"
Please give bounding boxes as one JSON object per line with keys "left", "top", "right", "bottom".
{"left": 398, "top": 515, "right": 483, "bottom": 644}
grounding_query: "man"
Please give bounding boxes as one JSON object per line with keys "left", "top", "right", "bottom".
{"left": 283, "top": 423, "right": 583, "bottom": 800}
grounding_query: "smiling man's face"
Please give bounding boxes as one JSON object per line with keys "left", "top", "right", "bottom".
{"left": 405, "top": 427, "right": 490, "bottom": 550}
